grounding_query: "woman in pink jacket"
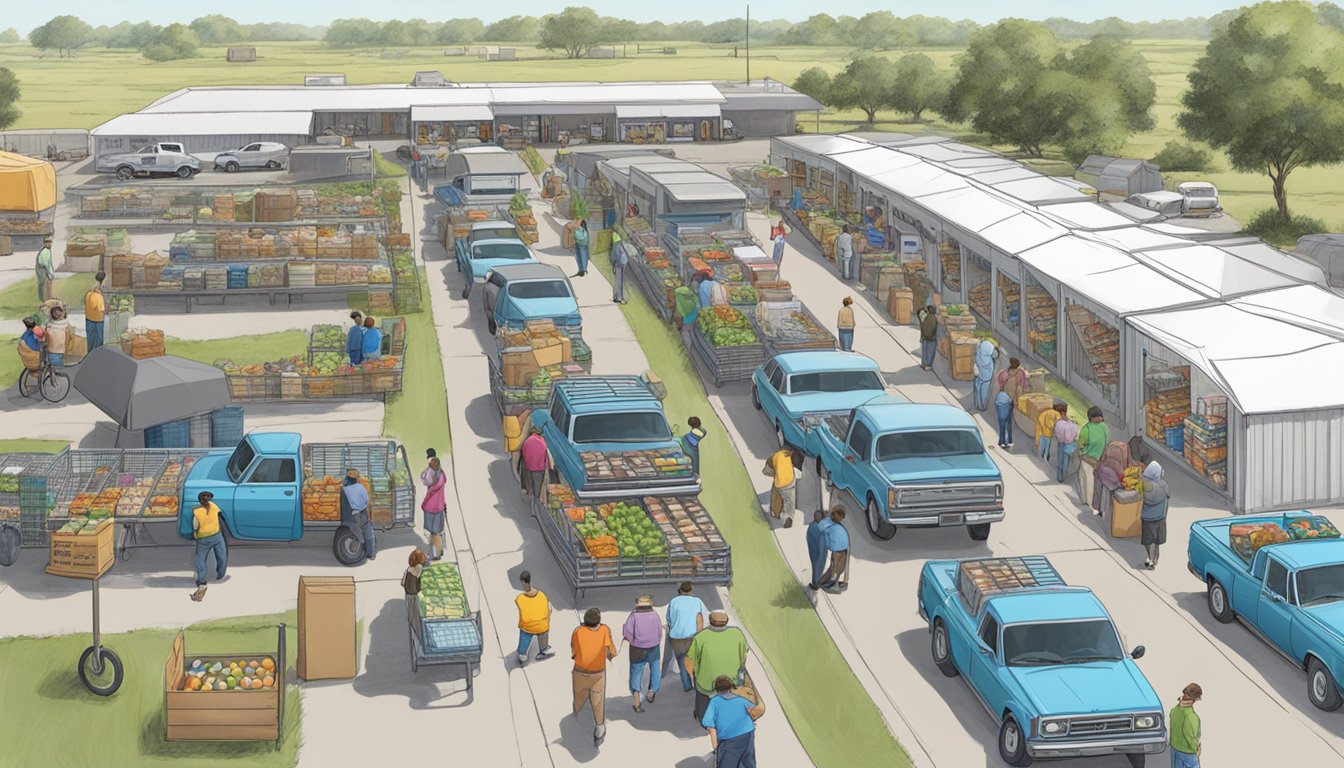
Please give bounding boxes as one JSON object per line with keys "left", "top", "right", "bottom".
{"left": 420, "top": 450, "right": 447, "bottom": 561}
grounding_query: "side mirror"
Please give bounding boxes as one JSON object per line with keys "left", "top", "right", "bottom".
{"left": 1131, "top": 645, "right": 1145, "bottom": 660}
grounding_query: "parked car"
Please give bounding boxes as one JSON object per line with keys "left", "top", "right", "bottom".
{"left": 455, "top": 218, "right": 521, "bottom": 263}
{"left": 484, "top": 263, "right": 580, "bottom": 336}
{"left": 213, "top": 142, "right": 289, "bottom": 172}
{"left": 456, "top": 238, "right": 536, "bottom": 298}
{"left": 918, "top": 556, "right": 1165, "bottom": 767}
{"left": 95, "top": 143, "right": 201, "bottom": 180}
{"left": 1177, "top": 181, "right": 1220, "bottom": 215}
{"left": 751, "top": 350, "right": 898, "bottom": 455}
{"left": 1188, "top": 512, "right": 1344, "bottom": 711}
{"left": 1124, "top": 191, "right": 1187, "bottom": 219}
{"left": 804, "top": 398, "right": 1003, "bottom": 540}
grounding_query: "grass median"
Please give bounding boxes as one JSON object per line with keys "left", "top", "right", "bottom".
{"left": 381, "top": 268, "right": 451, "bottom": 460}
{"left": 589, "top": 249, "right": 910, "bottom": 767}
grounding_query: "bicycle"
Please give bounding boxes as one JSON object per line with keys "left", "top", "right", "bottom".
{"left": 18, "top": 348, "right": 71, "bottom": 403}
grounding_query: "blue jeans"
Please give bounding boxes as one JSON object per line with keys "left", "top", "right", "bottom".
{"left": 997, "top": 413, "right": 1013, "bottom": 446}
{"left": 973, "top": 377, "right": 992, "bottom": 411}
{"left": 1038, "top": 435, "right": 1052, "bottom": 461}
{"left": 1171, "top": 749, "right": 1199, "bottom": 768}
{"left": 604, "top": 209, "right": 616, "bottom": 230}
{"left": 353, "top": 511, "right": 377, "bottom": 560}
{"left": 920, "top": 339, "right": 936, "bottom": 368}
{"left": 517, "top": 629, "right": 550, "bottom": 656}
{"left": 665, "top": 636, "right": 694, "bottom": 691}
{"left": 838, "top": 328, "right": 854, "bottom": 351}
{"left": 575, "top": 245, "right": 589, "bottom": 274}
{"left": 772, "top": 240, "right": 785, "bottom": 265}
{"left": 1056, "top": 442, "right": 1076, "bottom": 483}
{"left": 47, "top": 353, "right": 64, "bottom": 367}
{"left": 86, "top": 319, "right": 104, "bottom": 350}
{"left": 612, "top": 262, "right": 626, "bottom": 301}
{"left": 629, "top": 645, "right": 661, "bottom": 694}
{"left": 716, "top": 730, "right": 757, "bottom": 768}
{"left": 193, "top": 533, "right": 227, "bottom": 586}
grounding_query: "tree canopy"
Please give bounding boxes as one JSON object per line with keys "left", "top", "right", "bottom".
{"left": 889, "top": 53, "right": 952, "bottom": 121}
{"left": 830, "top": 56, "right": 899, "bottom": 125}
{"left": 538, "top": 7, "right": 605, "bottom": 59}
{"left": 189, "top": 15, "right": 244, "bottom": 44}
{"left": 29, "top": 15, "right": 94, "bottom": 57}
{"left": 482, "top": 16, "right": 540, "bottom": 42}
{"left": 0, "top": 67, "right": 20, "bottom": 130}
{"left": 0, "top": 28, "right": 20, "bottom": 44}
{"left": 791, "top": 67, "right": 833, "bottom": 105}
{"left": 142, "top": 24, "right": 200, "bottom": 62}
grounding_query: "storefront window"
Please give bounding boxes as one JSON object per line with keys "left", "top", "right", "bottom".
{"left": 939, "top": 235, "right": 962, "bottom": 298}
{"left": 966, "top": 250, "right": 991, "bottom": 320}
{"left": 670, "top": 121, "right": 696, "bottom": 141}
{"left": 998, "top": 271, "right": 1020, "bottom": 336}
{"left": 1143, "top": 343, "right": 1228, "bottom": 490}
{"left": 1064, "top": 302, "right": 1119, "bottom": 406}
{"left": 1025, "top": 274, "right": 1058, "bottom": 367}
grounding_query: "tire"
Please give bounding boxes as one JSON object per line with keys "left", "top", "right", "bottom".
{"left": 115, "top": 166, "right": 134, "bottom": 180}
{"left": 751, "top": 384, "right": 761, "bottom": 410}
{"left": 265, "top": 160, "right": 281, "bottom": 169}
{"left": 224, "top": 161, "right": 239, "bottom": 173}
{"left": 967, "top": 523, "right": 991, "bottom": 541}
{"left": 774, "top": 422, "right": 786, "bottom": 449}
{"left": 18, "top": 369, "right": 37, "bottom": 398}
{"left": 1207, "top": 578, "right": 1235, "bottom": 624}
{"left": 998, "top": 715, "right": 1032, "bottom": 767}
{"left": 41, "top": 369, "right": 70, "bottom": 403}
{"left": 78, "top": 646, "right": 124, "bottom": 696}
{"left": 0, "top": 526, "right": 20, "bottom": 567}
{"left": 332, "top": 527, "right": 366, "bottom": 566}
{"left": 176, "top": 166, "right": 194, "bottom": 179}
{"left": 1308, "top": 657, "right": 1343, "bottom": 711}
{"left": 487, "top": 315, "right": 497, "bottom": 335}
{"left": 866, "top": 497, "right": 896, "bottom": 541}
{"left": 931, "top": 619, "right": 958, "bottom": 677}
{"left": 1126, "top": 754, "right": 1146, "bottom": 768}
{"left": 462, "top": 283, "right": 471, "bottom": 300}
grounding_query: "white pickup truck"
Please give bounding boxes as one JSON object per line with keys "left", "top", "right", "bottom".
{"left": 96, "top": 143, "right": 202, "bottom": 180}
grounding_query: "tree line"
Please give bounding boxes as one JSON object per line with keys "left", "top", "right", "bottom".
{"left": 18, "top": 15, "right": 325, "bottom": 61}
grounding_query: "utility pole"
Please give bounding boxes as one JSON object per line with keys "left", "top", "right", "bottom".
{"left": 746, "top": 4, "right": 751, "bottom": 85}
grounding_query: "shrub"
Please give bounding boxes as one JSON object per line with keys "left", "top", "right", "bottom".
{"left": 1240, "top": 208, "right": 1327, "bottom": 247}
{"left": 1152, "top": 140, "right": 1212, "bottom": 172}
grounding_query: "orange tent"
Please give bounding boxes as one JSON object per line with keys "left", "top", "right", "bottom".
{"left": 0, "top": 151, "right": 57, "bottom": 212}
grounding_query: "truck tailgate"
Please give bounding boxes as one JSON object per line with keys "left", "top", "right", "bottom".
{"left": 303, "top": 442, "right": 415, "bottom": 529}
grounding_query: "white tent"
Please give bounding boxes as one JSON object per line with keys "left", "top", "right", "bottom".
{"left": 1129, "top": 244, "right": 1300, "bottom": 299}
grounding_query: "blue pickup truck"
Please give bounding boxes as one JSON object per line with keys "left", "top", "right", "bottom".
{"left": 456, "top": 236, "right": 536, "bottom": 298}
{"left": 1188, "top": 512, "right": 1344, "bottom": 711}
{"left": 528, "top": 376, "right": 699, "bottom": 501}
{"left": 483, "top": 263, "right": 582, "bottom": 336}
{"left": 177, "top": 432, "right": 414, "bottom": 565}
{"left": 751, "top": 350, "right": 899, "bottom": 455}
{"left": 804, "top": 399, "right": 1003, "bottom": 541}
{"left": 919, "top": 556, "right": 1166, "bottom": 767}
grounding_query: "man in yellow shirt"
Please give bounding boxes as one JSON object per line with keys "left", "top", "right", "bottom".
{"left": 515, "top": 570, "right": 556, "bottom": 664}
{"left": 1035, "top": 402, "right": 1064, "bottom": 462}
{"left": 84, "top": 271, "right": 107, "bottom": 350}
{"left": 190, "top": 491, "right": 227, "bottom": 602}
{"left": 765, "top": 448, "right": 803, "bottom": 528}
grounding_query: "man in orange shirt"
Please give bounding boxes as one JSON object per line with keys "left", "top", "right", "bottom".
{"left": 571, "top": 607, "right": 618, "bottom": 746}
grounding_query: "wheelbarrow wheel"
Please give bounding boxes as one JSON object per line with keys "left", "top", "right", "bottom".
{"left": 78, "top": 645, "right": 123, "bottom": 696}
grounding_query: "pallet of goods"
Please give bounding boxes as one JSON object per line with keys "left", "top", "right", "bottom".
{"left": 752, "top": 300, "right": 835, "bottom": 352}
{"left": 46, "top": 517, "right": 114, "bottom": 578}
{"left": 938, "top": 241, "right": 962, "bottom": 292}
{"left": 163, "top": 626, "right": 285, "bottom": 745}
{"left": 120, "top": 329, "right": 166, "bottom": 359}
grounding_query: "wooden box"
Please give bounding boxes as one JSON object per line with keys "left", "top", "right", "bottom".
{"left": 46, "top": 518, "right": 115, "bottom": 579}
{"left": 163, "top": 625, "right": 285, "bottom": 745}
{"left": 887, "top": 287, "right": 913, "bottom": 324}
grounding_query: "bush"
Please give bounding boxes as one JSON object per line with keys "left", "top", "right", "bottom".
{"left": 1240, "top": 208, "right": 1327, "bottom": 247}
{"left": 1152, "top": 140, "right": 1212, "bottom": 172}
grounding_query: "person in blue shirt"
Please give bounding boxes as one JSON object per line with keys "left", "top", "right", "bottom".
{"left": 697, "top": 271, "right": 716, "bottom": 309}
{"left": 360, "top": 316, "right": 382, "bottom": 362}
{"left": 805, "top": 510, "right": 834, "bottom": 591}
{"left": 701, "top": 675, "right": 766, "bottom": 768}
{"left": 19, "top": 317, "right": 42, "bottom": 352}
{"left": 346, "top": 310, "right": 365, "bottom": 365}
{"left": 680, "top": 416, "right": 706, "bottom": 477}
{"left": 994, "top": 389, "right": 1014, "bottom": 449}
{"left": 340, "top": 469, "right": 376, "bottom": 561}
{"left": 820, "top": 507, "right": 850, "bottom": 593}
{"left": 663, "top": 581, "right": 709, "bottom": 692}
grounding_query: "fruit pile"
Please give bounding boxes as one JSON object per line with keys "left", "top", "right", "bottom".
{"left": 301, "top": 476, "right": 360, "bottom": 522}
{"left": 547, "top": 484, "right": 576, "bottom": 508}
{"left": 181, "top": 657, "right": 277, "bottom": 692}
{"left": 55, "top": 518, "right": 111, "bottom": 535}
{"left": 728, "top": 285, "right": 758, "bottom": 305}
{"left": 309, "top": 352, "right": 345, "bottom": 374}
{"left": 1122, "top": 465, "right": 1143, "bottom": 492}
{"left": 698, "top": 306, "right": 759, "bottom": 348}
{"left": 419, "top": 562, "right": 468, "bottom": 619}
{"left": 574, "top": 509, "right": 610, "bottom": 540}
{"left": 605, "top": 502, "right": 667, "bottom": 559}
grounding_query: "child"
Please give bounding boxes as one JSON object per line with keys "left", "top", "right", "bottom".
{"left": 681, "top": 417, "right": 706, "bottom": 477}
{"left": 402, "top": 549, "right": 427, "bottom": 613}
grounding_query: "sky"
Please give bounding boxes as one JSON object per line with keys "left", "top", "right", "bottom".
{"left": 7, "top": 1, "right": 1258, "bottom": 34}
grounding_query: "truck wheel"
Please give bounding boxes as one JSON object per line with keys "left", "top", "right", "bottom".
{"left": 751, "top": 384, "right": 761, "bottom": 410}
{"left": 998, "top": 715, "right": 1032, "bottom": 767}
{"left": 1308, "top": 657, "right": 1343, "bottom": 711}
{"left": 487, "top": 316, "right": 497, "bottom": 335}
{"left": 332, "top": 527, "right": 366, "bottom": 566}
{"left": 931, "top": 619, "right": 958, "bottom": 677}
{"left": 224, "top": 161, "right": 240, "bottom": 173}
{"left": 115, "top": 166, "right": 134, "bottom": 180}
{"left": 177, "top": 166, "right": 194, "bottom": 179}
{"left": 266, "top": 160, "right": 282, "bottom": 169}
{"left": 967, "top": 523, "right": 991, "bottom": 541}
{"left": 774, "top": 422, "right": 786, "bottom": 449}
{"left": 866, "top": 498, "right": 896, "bottom": 541}
{"left": 1207, "top": 578, "right": 1235, "bottom": 624}
{"left": 1126, "top": 754, "right": 1146, "bottom": 768}
{"left": 0, "top": 526, "right": 20, "bottom": 567}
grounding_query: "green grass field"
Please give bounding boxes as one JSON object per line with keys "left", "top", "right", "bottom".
{"left": 381, "top": 268, "right": 451, "bottom": 459}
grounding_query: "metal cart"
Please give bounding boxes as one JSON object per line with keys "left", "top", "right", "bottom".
{"left": 407, "top": 592, "right": 483, "bottom": 687}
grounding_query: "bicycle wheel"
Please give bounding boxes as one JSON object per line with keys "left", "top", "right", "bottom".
{"left": 18, "top": 369, "right": 37, "bottom": 398}
{"left": 41, "top": 368, "right": 71, "bottom": 403}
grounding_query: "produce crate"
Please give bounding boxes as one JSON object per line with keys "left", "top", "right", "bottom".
{"left": 487, "top": 357, "right": 552, "bottom": 416}
{"left": 302, "top": 442, "right": 414, "bottom": 530}
{"left": 0, "top": 453, "right": 60, "bottom": 553}
{"left": 226, "top": 374, "right": 280, "bottom": 401}
{"left": 163, "top": 624, "right": 286, "bottom": 747}
{"left": 688, "top": 324, "right": 765, "bottom": 387}
{"left": 751, "top": 301, "right": 836, "bottom": 354}
{"left": 46, "top": 517, "right": 115, "bottom": 579}
{"left": 146, "top": 420, "right": 191, "bottom": 449}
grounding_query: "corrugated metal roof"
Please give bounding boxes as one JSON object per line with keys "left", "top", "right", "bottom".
{"left": 615, "top": 104, "right": 721, "bottom": 119}
{"left": 91, "top": 111, "right": 314, "bottom": 136}
{"left": 1038, "top": 201, "right": 1136, "bottom": 230}
{"left": 989, "top": 176, "right": 1092, "bottom": 205}
{"left": 412, "top": 105, "right": 494, "bottom": 122}
{"left": 772, "top": 134, "right": 871, "bottom": 157}
{"left": 1132, "top": 244, "right": 1300, "bottom": 298}
{"left": 663, "top": 182, "right": 746, "bottom": 204}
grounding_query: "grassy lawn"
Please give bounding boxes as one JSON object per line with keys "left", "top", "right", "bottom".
{"left": 373, "top": 151, "right": 406, "bottom": 178}
{"left": 0, "top": 273, "right": 96, "bottom": 320}
{"left": 0, "top": 611, "right": 301, "bottom": 768}
{"left": 0, "top": 437, "right": 69, "bottom": 453}
{"left": 163, "top": 331, "right": 305, "bottom": 367}
{"left": 381, "top": 269, "right": 450, "bottom": 459}
{"left": 588, "top": 248, "right": 910, "bottom": 767}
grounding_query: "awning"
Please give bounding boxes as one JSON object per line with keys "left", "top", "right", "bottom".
{"left": 91, "top": 111, "right": 314, "bottom": 137}
{"left": 412, "top": 104, "right": 494, "bottom": 123}
{"left": 73, "top": 348, "right": 231, "bottom": 431}
{"left": 663, "top": 182, "right": 746, "bottom": 204}
{"left": 0, "top": 151, "right": 56, "bottom": 212}
{"left": 615, "top": 104, "right": 721, "bottom": 120}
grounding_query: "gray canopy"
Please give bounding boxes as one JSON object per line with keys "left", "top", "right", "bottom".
{"left": 73, "top": 347, "right": 231, "bottom": 431}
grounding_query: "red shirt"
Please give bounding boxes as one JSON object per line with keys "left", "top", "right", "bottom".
{"left": 520, "top": 434, "right": 549, "bottom": 472}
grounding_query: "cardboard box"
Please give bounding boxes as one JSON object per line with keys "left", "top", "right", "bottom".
{"left": 1111, "top": 493, "right": 1142, "bottom": 538}
{"left": 529, "top": 335, "right": 572, "bottom": 369}
{"left": 887, "top": 287, "right": 913, "bottom": 324}
{"left": 502, "top": 349, "right": 540, "bottom": 387}
{"left": 297, "top": 576, "right": 356, "bottom": 681}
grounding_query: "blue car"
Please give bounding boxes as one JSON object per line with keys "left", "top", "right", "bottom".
{"left": 456, "top": 237, "right": 535, "bottom": 298}
{"left": 1188, "top": 512, "right": 1344, "bottom": 711}
{"left": 484, "top": 263, "right": 581, "bottom": 336}
{"left": 751, "top": 350, "right": 896, "bottom": 455}
{"left": 918, "top": 556, "right": 1166, "bottom": 767}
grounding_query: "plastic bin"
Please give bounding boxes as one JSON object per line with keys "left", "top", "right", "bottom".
{"left": 211, "top": 406, "right": 245, "bottom": 447}
{"left": 188, "top": 414, "right": 213, "bottom": 449}
{"left": 1164, "top": 426, "right": 1184, "bottom": 453}
{"left": 145, "top": 420, "right": 191, "bottom": 449}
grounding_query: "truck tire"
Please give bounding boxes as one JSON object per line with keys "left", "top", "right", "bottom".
{"left": 1126, "top": 754, "right": 1146, "bottom": 768}
{"left": 266, "top": 160, "right": 282, "bottom": 169}
{"left": 751, "top": 384, "right": 761, "bottom": 410}
{"left": 967, "top": 523, "right": 991, "bottom": 541}
{"left": 998, "top": 715, "right": 1033, "bottom": 767}
{"left": 0, "top": 526, "right": 20, "bottom": 567}
{"left": 1207, "top": 578, "right": 1235, "bottom": 624}
{"left": 115, "top": 166, "right": 135, "bottom": 180}
{"left": 774, "top": 421, "right": 786, "bottom": 450}
{"left": 176, "top": 166, "right": 194, "bottom": 179}
{"left": 224, "top": 161, "right": 240, "bottom": 173}
{"left": 931, "top": 619, "right": 958, "bottom": 677}
{"left": 866, "top": 497, "right": 896, "bottom": 541}
{"left": 1308, "top": 657, "right": 1343, "bottom": 711}
{"left": 332, "top": 527, "right": 366, "bottom": 566}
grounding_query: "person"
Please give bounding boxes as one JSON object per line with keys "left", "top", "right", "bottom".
{"left": 190, "top": 491, "right": 227, "bottom": 602}
{"left": 35, "top": 236, "right": 54, "bottom": 303}
{"left": 837, "top": 297, "right": 855, "bottom": 352}
{"left": 346, "top": 311, "right": 365, "bottom": 366}
{"left": 917, "top": 305, "right": 938, "bottom": 371}
{"left": 770, "top": 220, "right": 788, "bottom": 266}
{"left": 1169, "top": 683, "right": 1203, "bottom": 768}
{"left": 571, "top": 607, "right": 618, "bottom": 746}
{"left": 1077, "top": 407, "right": 1110, "bottom": 511}
{"left": 360, "top": 316, "right": 382, "bottom": 362}
{"left": 702, "top": 675, "right": 766, "bottom": 768}
{"left": 685, "top": 610, "right": 748, "bottom": 722}
{"left": 402, "top": 549, "right": 426, "bottom": 614}
{"left": 764, "top": 447, "right": 803, "bottom": 528}
{"left": 622, "top": 594, "right": 663, "bottom": 712}
{"left": 341, "top": 469, "right": 376, "bottom": 561}
{"left": 806, "top": 510, "right": 834, "bottom": 591}
{"left": 518, "top": 426, "right": 549, "bottom": 499}
{"left": 674, "top": 282, "right": 699, "bottom": 332}
{"left": 610, "top": 227, "right": 623, "bottom": 260}
{"left": 820, "top": 507, "right": 850, "bottom": 593}
{"left": 996, "top": 357, "right": 1029, "bottom": 405}
{"left": 19, "top": 317, "right": 41, "bottom": 353}
{"left": 1035, "top": 400, "right": 1064, "bottom": 461}
{"left": 664, "top": 582, "right": 708, "bottom": 692}
{"left": 420, "top": 454, "right": 446, "bottom": 560}
{"left": 1052, "top": 404, "right": 1079, "bottom": 483}
{"left": 573, "top": 219, "right": 590, "bottom": 277}
{"left": 611, "top": 239, "right": 629, "bottom": 304}
{"left": 972, "top": 339, "right": 998, "bottom": 411}
{"left": 835, "top": 224, "right": 854, "bottom": 280}
{"left": 44, "top": 306, "right": 69, "bottom": 367}
{"left": 994, "top": 388, "right": 1014, "bottom": 449}
{"left": 515, "top": 570, "right": 556, "bottom": 664}
{"left": 1140, "top": 461, "right": 1170, "bottom": 570}
{"left": 1094, "top": 440, "right": 1132, "bottom": 518}
{"left": 84, "top": 272, "right": 106, "bottom": 350}
{"left": 407, "top": 150, "right": 422, "bottom": 189}
{"left": 698, "top": 270, "right": 717, "bottom": 310}
{"left": 681, "top": 416, "right": 706, "bottom": 477}
{"left": 414, "top": 152, "right": 429, "bottom": 194}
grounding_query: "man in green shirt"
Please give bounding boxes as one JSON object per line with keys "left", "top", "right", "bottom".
{"left": 1169, "top": 682, "right": 1202, "bottom": 767}
{"left": 1077, "top": 406, "right": 1110, "bottom": 512}
{"left": 35, "top": 236, "right": 55, "bottom": 303}
{"left": 684, "top": 610, "right": 748, "bottom": 723}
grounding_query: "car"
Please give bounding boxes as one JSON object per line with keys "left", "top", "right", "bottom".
{"left": 456, "top": 238, "right": 536, "bottom": 298}
{"left": 454, "top": 218, "right": 520, "bottom": 264}
{"left": 484, "top": 263, "right": 580, "bottom": 337}
{"left": 1188, "top": 512, "right": 1344, "bottom": 711}
{"left": 918, "top": 556, "right": 1166, "bottom": 767}
{"left": 1123, "top": 191, "right": 1187, "bottom": 219}
{"left": 751, "top": 351, "right": 898, "bottom": 455}
{"left": 213, "top": 142, "right": 289, "bottom": 172}
{"left": 95, "top": 143, "right": 201, "bottom": 180}
{"left": 1177, "top": 181, "right": 1220, "bottom": 215}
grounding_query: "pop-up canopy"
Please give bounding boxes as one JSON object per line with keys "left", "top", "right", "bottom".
{"left": 74, "top": 347, "right": 231, "bottom": 431}
{"left": 0, "top": 151, "right": 57, "bottom": 212}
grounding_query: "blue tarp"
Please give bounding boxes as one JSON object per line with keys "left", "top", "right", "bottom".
{"left": 433, "top": 184, "right": 467, "bottom": 207}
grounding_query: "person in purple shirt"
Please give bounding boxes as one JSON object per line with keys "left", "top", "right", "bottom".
{"left": 622, "top": 594, "right": 664, "bottom": 712}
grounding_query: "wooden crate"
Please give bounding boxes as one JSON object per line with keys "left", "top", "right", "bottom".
{"left": 163, "top": 626, "right": 285, "bottom": 746}
{"left": 46, "top": 518, "right": 115, "bottom": 579}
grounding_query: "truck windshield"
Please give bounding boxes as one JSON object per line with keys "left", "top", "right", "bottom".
{"left": 1003, "top": 620, "right": 1124, "bottom": 666}
{"left": 1297, "top": 564, "right": 1344, "bottom": 607}
{"left": 226, "top": 440, "right": 256, "bottom": 483}
{"left": 508, "top": 280, "right": 571, "bottom": 300}
{"left": 571, "top": 412, "right": 672, "bottom": 443}
{"left": 789, "top": 370, "right": 884, "bottom": 394}
{"left": 1184, "top": 188, "right": 1215, "bottom": 198}
{"left": 474, "top": 243, "right": 531, "bottom": 260}
{"left": 875, "top": 430, "right": 984, "bottom": 461}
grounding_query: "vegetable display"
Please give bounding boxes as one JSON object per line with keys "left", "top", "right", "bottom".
{"left": 310, "top": 324, "right": 345, "bottom": 350}
{"left": 643, "top": 496, "right": 727, "bottom": 551}
{"left": 179, "top": 656, "right": 276, "bottom": 692}
{"left": 580, "top": 449, "right": 693, "bottom": 480}
{"left": 697, "top": 306, "right": 759, "bottom": 348}
{"left": 419, "top": 562, "right": 468, "bottom": 619}
{"left": 604, "top": 501, "right": 667, "bottom": 558}
{"left": 728, "top": 285, "right": 759, "bottom": 305}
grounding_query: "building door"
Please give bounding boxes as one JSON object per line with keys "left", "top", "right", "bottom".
{"left": 381, "top": 113, "right": 395, "bottom": 136}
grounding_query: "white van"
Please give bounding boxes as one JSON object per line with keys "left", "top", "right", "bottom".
{"left": 1177, "top": 182, "right": 1220, "bottom": 216}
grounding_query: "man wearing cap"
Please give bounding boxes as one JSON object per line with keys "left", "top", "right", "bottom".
{"left": 685, "top": 610, "right": 748, "bottom": 722}
{"left": 341, "top": 468, "right": 376, "bottom": 561}
{"left": 35, "top": 236, "right": 55, "bottom": 303}
{"left": 702, "top": 674, "right": 766, "bottom": 768}
{"left": 622, "top": 594, "right": 663, "bottom": 712}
